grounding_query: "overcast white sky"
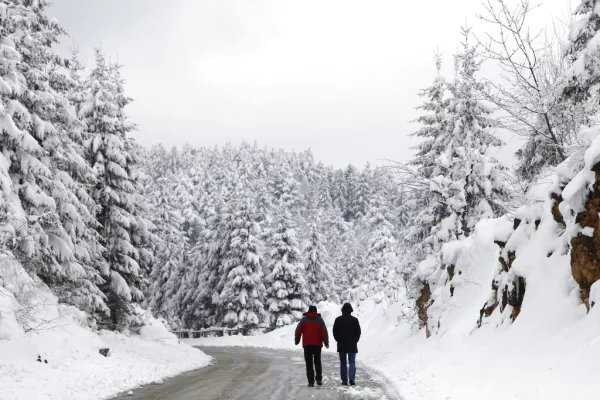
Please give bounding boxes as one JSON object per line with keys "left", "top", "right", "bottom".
{"left": 49, "top": 0, "right": 571, "bottom": 168}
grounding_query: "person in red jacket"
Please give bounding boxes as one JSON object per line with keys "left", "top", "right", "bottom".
{"left": 295, "top": 305, "right": 329, "bottom": 387}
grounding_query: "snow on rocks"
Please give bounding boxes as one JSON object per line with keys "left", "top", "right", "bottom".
{"left": 554, "top": 124, "right": 600, "bottom": 309}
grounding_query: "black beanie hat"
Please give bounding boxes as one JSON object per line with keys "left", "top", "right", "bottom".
{"left": 341, "top": 303, "right": 353, "bottom": 314}
{"left": 308, "top": 305, "right": 317, "bottom": 313}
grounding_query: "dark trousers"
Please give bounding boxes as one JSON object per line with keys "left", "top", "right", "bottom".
{"left": 339, "top": 352, "right": 356, "bottom": 382}
{"left": 303, "top": 346, "right": 322, "bottom": 384}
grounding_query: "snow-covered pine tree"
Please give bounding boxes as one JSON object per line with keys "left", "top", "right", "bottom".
{"left": 304, "top": 219, "right": 335, "bottom": 303}
{"left": 271, "top": 168, "right": 305, "bottom": 212}
{"left": 0, "top": 0, "right": 57, "bottom": 271}
{"left": 185, "top": 188, "right": 230, "bottom": 329}
{"left": 409, "top": 51, "right": 448, "bottom": 179}
{"left": 0, "top": 0, "right": 108, "bottom": 318}
{"left": 321, "top": 209, "right": 359, "bottom": 297}
{"left": 343, "top": 165, "right": 360, "bottom": 221}
{"left": 331, "top": 169, "right": 347, "bottom": 214}
{"left": 125, "top": 130, "right": 154, "bottom": 282}
{"left": 46, "top": 61, "right": 109, "bottom": 318}
{"left": 145, "top": 144, "right": 169, "bottom": 180}
{"left": 564, "top": 0, "right": 600, "bottom": 102}
{"left": 146, "top": 175, "right": 187, "bottom": 326}
{"left": 67, "top": 47, "right": 86, "bottom": 99}
{"left": 217, "top": 198, "right": 267, "bottom": 329}
{"left": 316, "top": 175, "right": 333, "bottom": 210}
{"left": 254, "top": 179, "right": 274, "bottom": 226}
{"left": 402, "top": 27, "right": 511, "bottom": 312}
{"left": 176, "top": 168, "right": 203, "bottom": 245}
{"left": 363, "top": 193, "right": 399, "bottom": 303}
{"left": 80, "top": 50, "right": 151, "bottom": 330}
{"left": 353, "top": 164, "right": 372, "bottom": 220}
{"left": 264, "top": 210, "right": 308, "bottom": 327}
{"left": 444, "top": 26, "right": 511, "bottom": 233}
{"left": 400, "top": 55, "right": 452, "bottom": 274}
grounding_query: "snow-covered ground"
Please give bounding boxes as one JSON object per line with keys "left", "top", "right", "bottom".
{"left": 0, "top": 261, "right": 211, "bottom": 400}
{"left": 187, "top": 215, "right": 600, "bottom": 400}
{"left": 187, "top": 298, "right": 600, "bottom": 399}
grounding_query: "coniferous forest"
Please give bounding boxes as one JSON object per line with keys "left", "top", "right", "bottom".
{"left": 3, "top": 0, "right": 600, "bottom": 338}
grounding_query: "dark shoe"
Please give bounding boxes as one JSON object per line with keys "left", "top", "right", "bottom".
{"left": 308, "top": 383, "right": 314, "bottom": 387}
{"left": 341, "top": 381, "right": 348, "bottom": 386}
{"left": 317, "top": 381, "right": 323, "bottom": 386}
{"left": 350, "top": 380, "right": 355, "bottom": 386}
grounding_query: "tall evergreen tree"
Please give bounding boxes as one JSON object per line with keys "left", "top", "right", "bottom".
{"left": 353, "top": 164, "right": 372, "bottom": 220}
{"left": 217, "top": 199, "right": 267, "bottom": 328}
{"left": 264, "top": 210, "right": 308, "bottom": 326}
{"left": 444, "top": 26, "right": 510, "bottom": 233}
{"left": 304, "top": 220, "right": 335, "bottom": 303}
{"left": 0, "top": 0, "right": 107, "bottom": 318}
{"left": 364, "top": 193, "right": 398, "bottom": 302}
{"left": 409, "top": 51, "right": 448, "bottom": 179}
{"left": 564, "top": 0, "right": 600, "bottom": 102}
{"left": 181, "top": 192, "right": 225, "bottom": 328}
{"left": 80, "top": 50, "right": 152, "bottom": 329}
{"left": 331, "top": 169, "right": 347, "bottom": 214}
{"left": 146, "top": 175, "right": 187, "bottom": 325}
{"left": 403, "top": 27, "right": 511, "bottom": 296}
{"left": 343, "top": 165, "right": 360, "bottom": 221}
{"left": 316, "top": 176, "right": 333, "bottom": 210}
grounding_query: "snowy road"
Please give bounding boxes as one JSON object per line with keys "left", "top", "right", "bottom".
{"left": 110, "top": 346, "right": 397, "bottom": 400}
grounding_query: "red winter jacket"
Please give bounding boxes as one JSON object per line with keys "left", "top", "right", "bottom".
{"left": 295, "top": 312, "right": 329, "bottom": 348}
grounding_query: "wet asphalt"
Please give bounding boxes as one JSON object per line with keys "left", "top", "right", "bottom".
{"left": 108, "top": 346, "right": 398, "bottom": 400}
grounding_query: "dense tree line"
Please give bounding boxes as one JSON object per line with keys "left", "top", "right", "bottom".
{"left": 4, "top": 0, "right": 600, "bottom": 335}
{"left": 143, "top": 144, "right": 404, "bottom": 329}
{"left": 0, "top": 0, "right": 151, "bottom": 331}
{"left": 400, "top": 0, "right": 600, "bottom": 323}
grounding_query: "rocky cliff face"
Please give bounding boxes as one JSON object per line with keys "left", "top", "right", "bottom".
{"left": 417, "top": 282, "right": 431, "bottom": 338}
{"left": 570, "top": 163, "right": 600, "bottom": 310}
{"left": 550, "top": 192, "right": 565, "bottom": 226}
{"left": 477, "top": 218, "right": 530, "bottom": 328}
{"left": 416, "top": 130, "right": 600, "bottom": 338}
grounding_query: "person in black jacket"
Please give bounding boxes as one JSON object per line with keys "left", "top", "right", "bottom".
{"left": 332, "top": 303, "right": 361, "bottom": 386}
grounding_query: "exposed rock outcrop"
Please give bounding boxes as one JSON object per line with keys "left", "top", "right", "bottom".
{"left": 417, "top": 282, "right": 432, "bottom": 338}
{"left": 570, "top": 163, "right": 600, "bottom": 310}
{"left": 478, "top": 219, "right": 528, "bottom": 328}
{"left": 550, "top": 192, "right": 565, "bottom": 226}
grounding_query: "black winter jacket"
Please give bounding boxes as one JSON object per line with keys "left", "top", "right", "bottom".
{"left": 332, "top": 313, "right": 361, "bottom": 353}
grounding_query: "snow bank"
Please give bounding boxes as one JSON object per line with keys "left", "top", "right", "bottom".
{"left": 0, "top": 259, "right": 211, "bottom": 400}
{"left": 186, "top": 205, "right": 600, "bottom": 399}
{"left": 367, "top": 210, "right": 597, "bottom": 400}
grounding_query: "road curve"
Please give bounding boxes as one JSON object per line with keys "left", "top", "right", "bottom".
{"left": 109, "top": 346, "right": 397, "bottom": 400}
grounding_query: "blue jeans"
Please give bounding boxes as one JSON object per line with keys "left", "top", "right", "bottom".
{"left": 339, "top": 352, "right": 356, "bottom": 382}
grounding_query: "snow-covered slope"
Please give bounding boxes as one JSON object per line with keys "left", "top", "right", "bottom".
{"left": 398, "top": 214, "right": 598, "bottom": 399}
{"left": 0, "top": 258, "right": 211, "bottom": 400}
{"left": 186, "top": 161, "right": 600, "bottom": 400}
{"left": 188, "top": 284, "right": 600, "bottom": 400}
